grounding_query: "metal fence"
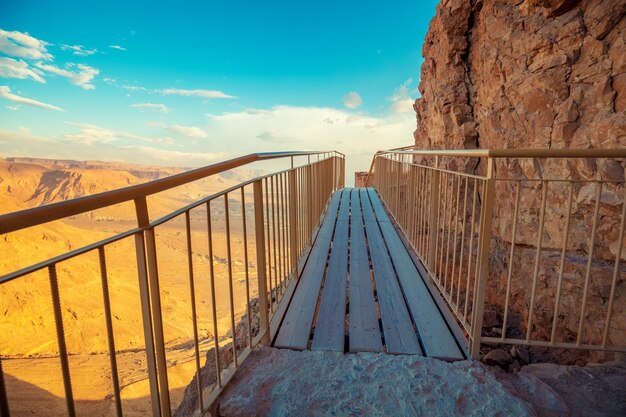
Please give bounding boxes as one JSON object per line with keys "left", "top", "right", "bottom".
{"left": 369, "top": 148, "right": 626, "bottom": 359}
{"left": 0, "top": 151, "right": 345, "bottom": 417}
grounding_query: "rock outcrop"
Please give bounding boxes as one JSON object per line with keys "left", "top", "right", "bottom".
{"left": 414, "top": 0, "right": 626, "bottom": 352}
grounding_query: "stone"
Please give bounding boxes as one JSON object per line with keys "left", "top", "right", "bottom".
{"left": 485, "top": 349, "right": 513, "bottom": 368}
{"left": 482, "top": 309, "right": 499, "bottom": 328}
{"left": 511, "top": 346, "right": 531, "bottom": 365}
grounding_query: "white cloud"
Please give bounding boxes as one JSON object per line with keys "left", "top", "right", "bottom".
{"left": 146, "top": 122, "right": 207, "bottom": 138}
{"left": 343, "top": 91, "right": 362, "bottom": 109}
{"left": 0, "top": 86, "right": 63, "bottom": 111}
{"left": 131, "top": 103, "right": 170, "bottom": 113}
{"left": 0, "top": 126, "right": 226, "bottom": 168}
{"left": 35, "top": 62, "right": 99, "bottom": 90}
{"left": 205, "top": 105, "right": 415, "bottom": 184}
{"left": 0, "top": 29, "right": 52, "bottom": 60}
{"left": 109, "top": 45, "right": 126, "bottom": 51}
{"left": 6, "top": 105, "right": 19, "bottom": 110}
{"left": 0, "top": 57, "right": 45, "bottom": 83}
{"left": 161, "top": 88, "right": 236, "bottom": 99}
{"left": 257, "top": 131, "right": 292, "bottom": 143}
{"left": 388, "top": 78, "right": 416, "bottom": 113}
{"left": 60, "top": 44, "right": 97, "bottom": 56}
{"left": 63, "top": 122, "right": 160, "bottom": 145}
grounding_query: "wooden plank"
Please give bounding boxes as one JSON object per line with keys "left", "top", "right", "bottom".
{"left": 348, "top": 189, "right": 383, "bottom": 353}
{"left": 367, "top": 188, "right": 464, "bottom": 360}
{"left": 311, "top": 190, "right": 351, "bottom": 351}
{"left": 360, "top": 188, "right": 422, "bottom": 355}
{"left": 274, "top": 190, "right": 342, "bottom": 349}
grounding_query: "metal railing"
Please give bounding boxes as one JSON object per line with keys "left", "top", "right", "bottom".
{"left": 368, "top": 148, "right": 626, "bottom": 359}
{"left": 0, "top": 151, "right": 345, "bottom": 417}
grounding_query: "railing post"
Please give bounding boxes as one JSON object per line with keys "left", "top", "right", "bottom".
{"left": 470, "top": 158, "right": 495, "bottom": 359}
{"left": 253, "top": 180, "right": 271, "bottom": 345}
{"left": 134, "top": 197, "right": 171, "bottom": 417}
{"left": 427, "top": 156, "right": 440, "bottom": 276}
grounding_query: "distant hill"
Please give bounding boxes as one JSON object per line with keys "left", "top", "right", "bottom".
{"left": 0, "top": 157, "right": 261, "bottom": 356}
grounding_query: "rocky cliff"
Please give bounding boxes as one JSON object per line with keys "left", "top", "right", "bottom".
{"left": 415, "top": 0, "right": 625, "bottom": 153}
{"left": 413, "top": 0, "right": 625, "bottom": 354}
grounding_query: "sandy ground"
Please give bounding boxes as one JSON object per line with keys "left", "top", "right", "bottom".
{"left": 216, "top": 348, "right": 626, "bottom": 417}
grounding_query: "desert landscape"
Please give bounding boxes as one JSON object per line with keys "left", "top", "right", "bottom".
{"left": 0, "top": 157, "right": 269, "bottom": 416}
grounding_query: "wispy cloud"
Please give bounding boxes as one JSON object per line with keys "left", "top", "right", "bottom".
{"left": 167, "top": 124, "right": 207, "bottom": 138}
{"left": 34, "top": 62, "right": 99, "bottom": 90}
{"left": 60, "top": 44, "right": 97, "bottom": 56}
{"left": 343, "top": 91, "right": 362, "bottom": 109}
{"left": 0, "top": 29, "right": 52, "bottom": 60}
{"left": 257, "top": 131, "right": 293, "bottom": 143}
{"left": 0, "top": 57, "right": 45, "bottom": 83}
{"left": 131, "top": 102, "right": 170, "bottom": 113}
{"left": 63, "top": 122, "right": 165, "bottom": 145}
{"left": 388, "top": 78, "right": 416, "bottom": 113}
{"left": 150, "top": 123, "right": 207, "bottom": 138}
{"left": 161, "top": 88, "right": 236, "bottom": 99}
{"left": 109, "top": 45, "right": 126, "bottom": 51}
{"left": 0, "top": 85, "right": 63, "bottom": 111}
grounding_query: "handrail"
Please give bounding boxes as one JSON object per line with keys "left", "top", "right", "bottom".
{"left": 373, "top": 147, "right": 626, "bottom": 158}
{"left": 0, "top": 150, "right": 343, "bottom": 234}
{"left": 0, "top": 150, "right": 345, "bottom": 417}
{"left": 366, "top": 147, "right": 626, "bottom": 186}
{"left": 368, "top": 147, "right": 626, "bottom": 360}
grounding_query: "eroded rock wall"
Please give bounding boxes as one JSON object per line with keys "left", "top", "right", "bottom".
{"left": 414, "top": 0, "right": 626, "bottom": 351}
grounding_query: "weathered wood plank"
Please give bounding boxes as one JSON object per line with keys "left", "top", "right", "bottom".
{"left": 274, "top": 191, "right": 342, "bottom": 349}
{"left": 360, "top": 188, "right": 422, "bottom": 355}
{"left": 348, "top": 189, "right": 383, "bottom": 353}
{"left": 367, "top": 188, "right": 464, "bottom": 360}
{"left": 311, "top": 190, "right": 351, "bottom": 351}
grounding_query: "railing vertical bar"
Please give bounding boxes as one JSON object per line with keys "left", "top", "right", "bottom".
{"left": 48, "top": 264, "right": 76, "bottom": 417}
{"left": 264, "top": 178, "right": 274, "bottom": 310}
{"left": 437, "top": 172, "right": 450, "bottom": 280}
{"left": 224, "top": 194, "right": 238, "bottom": 367}
{"left": 463, "top": 178, "right": 478, "bottom": 322}
{"left": 449, "top": 173, "right": 462, "bottom": 299}
{"left": 98, "top": 246, "right": 123, "bottom": 417}
{"left": 444, "top": 175, "right": 457, "bottom": 293}
{"left": 241, "top": 187, "right": 252, "bottom": 349}
{"left": 427, "top": 158, "right": 441, "bottom": 277}
{"left": 271, "top": 176, "right": 280, "bottom": 295}
{"left": 183, "top": 211, "right": 204, "bottom": 413}
{"left": 576, "top": 182, "right": 602, "bottom": 346}
{"left": 526, "top": 181, "right": 549, "bottom": 343}
{"left": 133, "top": 232, "right": 162, "bottom": 417}
{"left": 0, "top": 358, "right": 9, "bottom": 417}
{"left": 253, "top": 180, "right": 271, "bottom": 345}
{"left": 549, "top": 182, "right": 573, "bottom": 344}
{"left": 143, "top": 226, "right": 172, "bottom": 417}
{"left": 456, "top": 177, "right": 469, "bottom": 306}
{"left": 470, "top": 159, "right": 495, "bottom": 358}
{"left": 407, "top": 164, "right": 417, "bottom": 248}
{"left": 501, "top": 182, "right": 521, "bottom": 340}
{"left": 206, "top": 201, "right": 221, "bottom": 388}
{"left": 281, "top": 173, "right": 290, "bottom": 281}
{"left": 603, "top": 185, "right": 626, "bottom": 347}
{"left": 289, "top": 169, "right": 299, "bottom": 278}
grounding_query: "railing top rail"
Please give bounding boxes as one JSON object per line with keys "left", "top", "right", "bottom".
{"left": 0, "top": 150, "right": 343, "bottom": 234}
{"left": 374, "top": 148, "right": 626, "bottom": 158}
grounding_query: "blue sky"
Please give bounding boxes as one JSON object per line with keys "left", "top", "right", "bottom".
{"left": 0, "top": 0, "right": 438, "bottom": 181}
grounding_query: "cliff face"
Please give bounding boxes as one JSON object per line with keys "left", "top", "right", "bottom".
{"left": 415, "top": 0, "right": 625, "bottom": 154}
{"left": 414, "top": 0, "right": 626, "bottom": 352}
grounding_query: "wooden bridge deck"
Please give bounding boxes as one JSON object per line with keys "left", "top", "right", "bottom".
{"left": 274, "top": 187, "right": 464, "bottom": 361}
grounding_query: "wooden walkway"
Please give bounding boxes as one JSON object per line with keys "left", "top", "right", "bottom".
{"left": 274, "top": 188, "right": 464, "bottom": 361}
